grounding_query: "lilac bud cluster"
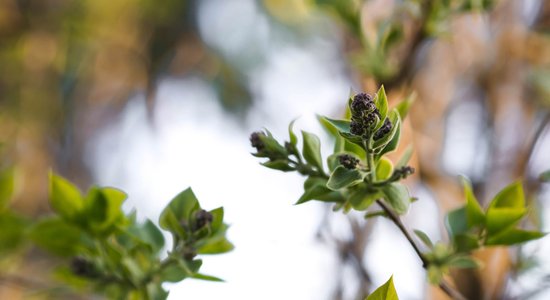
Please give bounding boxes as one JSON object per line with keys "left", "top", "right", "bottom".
{"left": 339, "top": 154, "right": 360, "bottom": 170}
{"left": 349, "top": 93, "right": 380, "bottom": 138}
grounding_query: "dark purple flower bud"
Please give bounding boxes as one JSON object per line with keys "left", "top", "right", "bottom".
{"left": 339, "top": 154, "right": 360, "bottom": 169}
{"left": 250, "top": 132, "right": 265, "bottom": 151}
{"left": 351, "top": 93, "right": 374, "bottom": 116}
{"left": 194, "top": 209, "right": 213, "bottom": 230}
{"left": 364, "top": 112, "right": 378, "bottom": 127}
{"left": 350, "top": 120, "right": 365, "bottom": 136}
{"left": 394, "top": 166, "right": 415, "bottom": 179}
{"left": 71, "top": 257, "right": 98, "bottom": 278}
{"left": 373, "top": 118, "right": 392, "bottom": 140}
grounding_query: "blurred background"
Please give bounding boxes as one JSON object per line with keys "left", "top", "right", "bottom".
{"left": 1, "top": 0, "right": 550, "bottom": 299}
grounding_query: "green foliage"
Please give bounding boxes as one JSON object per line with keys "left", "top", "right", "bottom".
{"left": 366, "top": 275, "right": 399, "bottom": 300}
{"left": 0, "top": 173, "right": 232, "bottom": 299}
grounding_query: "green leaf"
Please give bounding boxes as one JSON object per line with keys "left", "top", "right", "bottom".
{"left": 414, "top": 229, "right": 434, "bottom": 249}
{"left": 445, "top": 207, "right": 467, "bottom": 237}
{"left": 340, "top": 132, "right": 365, "bottom": 149}
{"left": 288, "top": 119, "right": 298, "bottom": 146}
{"left": 374, "top": 85, "right": 389, "bottom": 125}
{"left": 302, "top": 131, "right": 324, "bottom": 172}
{"left": 395, "top": 145, "right": 413, "bottom": 169}
{"left": 349, "top": 188, "right": 380, "bottom": 211}
{"left": 321, "top": 117, "right": 351, "bottom": 133}
{"left": 489, "top": 181, "right": 525, "bottom": 209}
{"left": 395, "top": 93, "right": 415, "bottom": 120}
{"left": 159, "top": 188, "right": 200, "bottom": 238}
{"left": 326, "top": 166, "right": 365, "bottom": 190}
{"left": 49, "top": 173, "right": 83, "bottom": 222}
{"left": 84, "top": 187, "right": 127, "bottom": 234}
{"left": 261, "top": 160, "right": 294, "bottom": 171}
{"left": 376, "top": 157, "right": 394, "bottom": 181}
{"left": 460, "top": 177, "right": 485, "bottom": 228}
{"left": 128, "top": 219, "right": 165, "bottom": 253}
{"left": 159, "top": 259, "right": 202, "bottom": 283}
{"left": 297, "top": 177, "right": 345, "bottom": 204}
{"left": 540, "top": 170, "right": 550, "bottom": 182}
{"left": 381, "top": 183, "right": 410, "bottom": 215}
{"left": 192, "top": 273, "right": 224, "bottom": 282}
{"left": 0, "top": 168, "right": 15, "bottom": 211}
{"left": 145, "top": 283, "right": 169, "bottom": 300}
{"left": 366, "top": 275, "right": 399, "bottom": 300}
{"left": 486, "top": 208, "right": 526, "bottom": 235}
{"left": 0, "top": 212, "right": 28, "bottom": 254}
{"left": 486, "top": 228, "right": 546, "bottom": 246}
{"left": 198, "top": 237, "right": 234, "bottom": 254}
{"left": 209, "top": 207, "right": 224, "bottom": 233}
{"left": 453, "top": 233, "right": 481, "bottom": 253}
{"left": 377, "top": 120, "right": 401, "bottom": 157}
{"left": 373, "top": 110, "right": 400, "bottom": 150}
{"left": 448, "top": 255, "right": 480, "bottom": 269}
{"left": 30, "top": 218, "right": 83, "bottom": 257}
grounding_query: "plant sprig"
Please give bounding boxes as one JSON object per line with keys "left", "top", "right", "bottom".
{"left": 250, "top": 85, "right": 546, "bottom": 299}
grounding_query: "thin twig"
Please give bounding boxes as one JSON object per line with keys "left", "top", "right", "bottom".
{"left": 376, "top": 200, "right": 468, "bottom": 300}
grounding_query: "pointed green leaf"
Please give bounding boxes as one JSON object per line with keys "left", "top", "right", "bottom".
{"left": 395, "top": 93, "right": 415, "bottom": 120}
{"left": 374, "top": 85, "right": 389, "bottom": 124}
{"left": 381, "top": 183, "right": 410, "bottom": 215}
{"left": 198, "top": 238, "right": 234, "bottom": 254}
{"left": 261, "top": 160, "right": 294, "bottom": 171}
{"left": 321, "top": 117, "right": 351, "bottom": 133}
{"left": 373, "top": 110, "right": 400, "bottom": 150}
{"left": 302, "top": 131, "right": 324, "bottom": 172}
{"left": 445, "top": 207, "right": 467, "bottom": 238}
{"left": 460, "top": 177, "right": 485, "bottom": 228}
{"left": 349, "top": 188, "right": 380, "bottom": 211}
{"left": 367, "top": 275, "right": 399, "bottom": 300}
{"left": 377, "top": 120, "right": 401, "bottom": 157}
{"left": 340, "top": 132, "right": 365, "bottom": 149}
{"left": 395, "top": 145, "right": 413, "bottom": 169}
{"left": 192, "top": 273, "right": 224, "bottom": 282}
{"left": 159, "top": 188, "right": 200, "bottom": 237}
{"left": 288, "top": 119, "right": 298, "bottom": 146}
{"left": 486, "top": 228, "right": 546, "bottom": 246}
{"left": 326, "top": 166, "right": 365, "bottom": 190}
{"left": 297, "top": 177, "right": 344, "bottom": 204}
{"left": 414, "top": 229, "right": 434, "bottom": 249}
{"left": 49, "top": 173, "right": 83, "bottom": 222}
{"left": 489, "top": 181, "right": 524, "bottom": 209}
{"left": 486, "top": 208, "right": 526, "bottom": 235}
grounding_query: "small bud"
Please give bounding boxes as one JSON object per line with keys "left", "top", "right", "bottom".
{"left": 250, "top": 132, "right": 265, "bottom": 151}
{"left": 394, "top": 166, "right": 415, "bottom": 179}
{"left": 351, "top": 93, "right": 374, "bottom": 116}
{"left": 350, "top": 120, "right": 365, "bottom": 136}
{"left": 70, "top": 257, "right": 98, "bottom": 278}
{"left": 373, "top": 118, "right": 392, "bottom": 140}
{"left": 194, "top": 209, "right": 213, "bottom": 230}
{"left": 339, "top": 154, "right": 359, "bottom": 169}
